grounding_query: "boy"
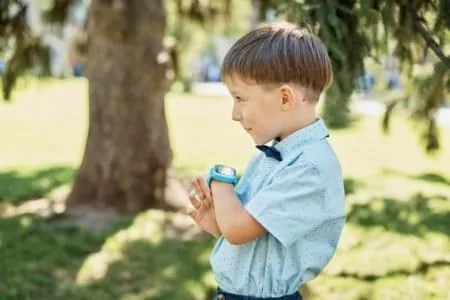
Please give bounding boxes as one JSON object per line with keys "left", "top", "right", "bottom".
{"left": 186, "top": 21, "right": 346, "bottom": 300}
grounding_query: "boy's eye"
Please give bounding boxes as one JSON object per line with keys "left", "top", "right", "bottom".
{"left": 236, "top": 96, "right": 245, "bottom": 102}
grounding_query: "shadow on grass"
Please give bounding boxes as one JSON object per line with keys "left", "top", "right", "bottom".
{"left": 347, "top": 193, "right": 450, "bottom": 236}
{"left": 343, "top": 178, "right": 365, "bottom": 196}
{"left": 0, "top": 210, "right": 217, "bottom": 300}
{"left": 62, "top": 238, "right": 217, "bottom": 300}
{"left": 0, "top": 213, "right": 133, "bottom": 300}
{"left": 0, "top": 166, "right": 75, "bottom": 204}
{"left": 382, "top": 168, "right": 450, "bottom": 186}
{"left": 413, "top": 172, "right": 450, "bottom": 186}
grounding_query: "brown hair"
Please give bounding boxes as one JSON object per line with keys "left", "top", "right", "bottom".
{"left": 221, "top": 21, "right": 333, "bottom": 100}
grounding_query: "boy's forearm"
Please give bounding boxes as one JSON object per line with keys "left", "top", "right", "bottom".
{"left": 209, "top": 228, "right": 221, "bottom": 238}
{"left": 210, "top": 181, "right": 247, "bottom": 242}
{"left": 201, "top": 220, "right": 221, "bottom": 238}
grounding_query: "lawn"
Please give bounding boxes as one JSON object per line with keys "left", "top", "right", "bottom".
{"left": 0, "top": 79, "right": 449, "bottom": 299}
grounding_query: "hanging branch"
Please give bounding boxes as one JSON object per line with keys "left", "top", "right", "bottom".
{"left": 0, "top": 1, "right": 27, "bottom": 38}
{"left": 403, "top": 0, "right": 448, "bottom": 63}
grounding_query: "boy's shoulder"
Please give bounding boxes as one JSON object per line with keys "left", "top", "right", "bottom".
{"left": 299, "top": 139, "right": 342, "bottom": 172}
{"left": 278, "top": 138, "right": 343, "bottom": 191}
{"left": 290, "top": 139, "right": 343, "bottom": 187}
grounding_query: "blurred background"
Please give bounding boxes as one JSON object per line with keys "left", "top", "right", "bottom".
{"left": 0, "top": 0, "right": 449, "bottom": 299}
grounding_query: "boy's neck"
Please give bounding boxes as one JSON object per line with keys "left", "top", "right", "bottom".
{"left": 277, "top": 114, "right": 317, "bottom": 141}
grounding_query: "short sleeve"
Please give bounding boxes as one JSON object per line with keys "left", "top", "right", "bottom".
{"left": 244, "top": 162, "right": 332, "bottom": 247}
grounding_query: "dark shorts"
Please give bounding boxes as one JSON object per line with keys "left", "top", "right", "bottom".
{"left": 214, "top": 288, "right": 302, "bottom": 300}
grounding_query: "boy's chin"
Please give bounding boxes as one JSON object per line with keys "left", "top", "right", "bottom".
{"left": 251, "top": 136, "right": 273, "bottom": 146}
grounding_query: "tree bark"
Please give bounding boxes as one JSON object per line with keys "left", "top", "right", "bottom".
{"left": 66, "top": 0, "right": 173, "bottom": 215}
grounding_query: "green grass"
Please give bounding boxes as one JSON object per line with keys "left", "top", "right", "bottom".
{"left": 1, "top": 79, "right": 450, "bottom": 299}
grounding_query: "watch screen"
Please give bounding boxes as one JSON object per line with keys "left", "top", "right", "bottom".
{"left": 216, "top": 165, "right": 236, "bottom": 176}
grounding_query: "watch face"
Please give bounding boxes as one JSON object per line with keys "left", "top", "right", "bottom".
{"left": 215, "top": 165, "right": 236, "bottom": 176}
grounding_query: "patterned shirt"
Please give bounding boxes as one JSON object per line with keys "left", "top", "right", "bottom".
{"left": 210, "top": 118, "right": 346, "bottom": 297}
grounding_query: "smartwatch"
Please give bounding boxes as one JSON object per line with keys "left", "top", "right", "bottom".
{"left": 207, "top": 164, "right": 238, "bottom": 188}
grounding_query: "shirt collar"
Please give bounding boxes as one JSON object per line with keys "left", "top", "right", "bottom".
{"left": 272, "top": 118, "right": 329, "bottom": 156}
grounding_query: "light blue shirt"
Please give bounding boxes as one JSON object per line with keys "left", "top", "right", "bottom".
{"left": 210, "top": 118, "right": 346, "bottom": 298}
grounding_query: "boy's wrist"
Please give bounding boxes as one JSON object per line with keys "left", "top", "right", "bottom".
{"left": 211, "top": 180, "right": 235, "bottom": 204}
{"left": 211, "top": 180, "right": 234, "bottom": 190}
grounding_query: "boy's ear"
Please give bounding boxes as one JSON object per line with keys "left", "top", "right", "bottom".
{"left": 279, "top": 84, "right": 297, "bottom": 111}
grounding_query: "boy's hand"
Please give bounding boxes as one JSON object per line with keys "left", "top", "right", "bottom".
{"left": 192, "top": 174, "right": 213, "bottom": 208}
{"left": 186, "top": 175, "right": 220, "bottom": 237}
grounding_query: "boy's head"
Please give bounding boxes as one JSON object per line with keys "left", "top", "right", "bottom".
{"left": 221, "top": 21, "right": 332, "bottom": 145}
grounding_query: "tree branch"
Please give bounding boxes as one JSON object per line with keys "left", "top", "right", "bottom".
{"left": 403, "top": 0, "right": 446, "bottom": 62}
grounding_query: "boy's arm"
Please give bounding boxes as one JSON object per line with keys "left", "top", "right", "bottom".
{"left": 197, "top": 215, "right": 221, "bottom": 238}
{"left": 209, "top": 226, "right": 221, "bottom": 238}
{"left": 210, "top": 181, "right": 266, "bottom": 244}
{"left": 211, "top": 162, "right": 346, "bottom": 247}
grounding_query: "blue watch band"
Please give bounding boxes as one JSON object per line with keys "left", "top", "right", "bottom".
{"left": 208, "top": 165, "right": 237, "bottom": 188}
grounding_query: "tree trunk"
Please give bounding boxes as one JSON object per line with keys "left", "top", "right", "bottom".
{"left": 66, "top": 0, "right": 173, "bottom": 215}
{"left": 320, "top": 0, "right": 360, "bottom": 129}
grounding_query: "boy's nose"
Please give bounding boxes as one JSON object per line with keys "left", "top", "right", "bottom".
{"left": 232, "top": 106, "right": 241, "bottom": 121}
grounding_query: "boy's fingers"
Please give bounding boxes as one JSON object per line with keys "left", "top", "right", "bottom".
{"left": 192, "top": 178, "right": 206, "bottom": 200}
{"left": 189, "top": 179, "right": 199, "bottom": 196}
{"left": 195, "top": 176, "right": 210, "bottom": 208}
{"left": 196, "top": 177, "right": 210, "bottom": 197}
{"left": 197, "top": 177, "right": 210, "bottom": 197}
{"left": 188, "top": 194, "right": 201, "bottom": 210}
{"left": 186, "top": 206, "right": 199, "bottom": 220}
{"left": 185, "top": 205, "right": 194, "bottom": 215}
{"left": 197, "top": 177, "right": 213, "bottom": 208}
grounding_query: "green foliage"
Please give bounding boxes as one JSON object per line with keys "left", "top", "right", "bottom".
{"left": 321, "top": 82, "right": 353, "bottom": 128}
{"left": 0, "top": 0, "right": 247, "bottom": 99}
{"left": 275, "top": 0, "right": 449, "bottom": 153}
{"left": 383, "top": 58, "right": 449, "bottom": 154}
{"left": 0, "top": 1, "right": 79, "bottom": 97}
{"left": 41, "top": 0, "right": 74, "bottom": 24}
{"left": 165, "top": 0, "right": 251, "bottom": 90}
{"left": 409, "top": 61, "right": 449, "bottom": 153}
{"left": 0, "top": 1, "right": 53, "bottom": 100}
{"left": 382, "top": 0, "right": 450, "bottom": 153}
{"left": 277, "top": 0, "right": 372, "bottom": 128}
